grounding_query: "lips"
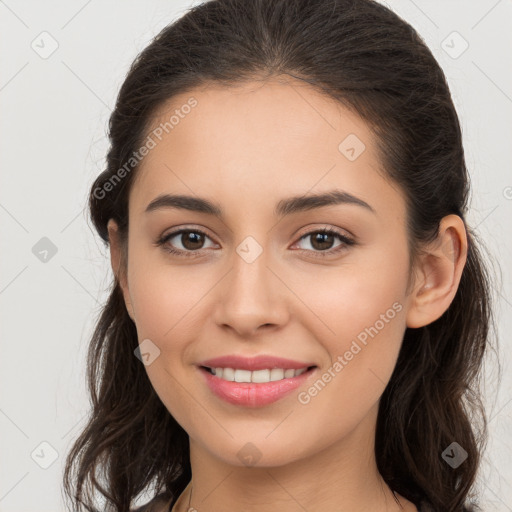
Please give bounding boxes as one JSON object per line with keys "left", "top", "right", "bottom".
{"left": 198, "top": 354, "right": 316, "bottom": 371}
{"left": 195, "top": 354, "right": 318, "bottom": 407}
{"left": 197, "top": 365, "right": 317, "bottom": 407}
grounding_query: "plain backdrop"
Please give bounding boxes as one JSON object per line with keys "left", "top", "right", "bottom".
{"left": 1, "top": 0, "right": 511, "bottom": 510}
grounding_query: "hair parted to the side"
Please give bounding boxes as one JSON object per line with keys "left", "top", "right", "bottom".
{"left": 63, "top": 0, "right": 498, "bottom": 511}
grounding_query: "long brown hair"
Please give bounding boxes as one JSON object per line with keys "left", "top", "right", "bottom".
{"left": 63, "top": 0, "right": 498, "bottom": 510}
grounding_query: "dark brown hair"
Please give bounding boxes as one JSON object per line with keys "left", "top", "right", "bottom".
{"left": 63, "top": 0, "right": 497, "bottom": 510}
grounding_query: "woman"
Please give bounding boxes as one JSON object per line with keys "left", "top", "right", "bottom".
{"left": 63, "top": 0, "right": 494, "bottom": 510}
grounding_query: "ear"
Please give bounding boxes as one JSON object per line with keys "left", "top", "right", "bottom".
{"left": 107, "top": 219, "right": 136, "bottom": 323}
{"left": 406, "top": 214, "right": 468, "bottom": 328}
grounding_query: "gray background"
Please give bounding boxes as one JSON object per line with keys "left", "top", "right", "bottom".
{"left": 0, "top": 0, "right": 511, "bottom": 510}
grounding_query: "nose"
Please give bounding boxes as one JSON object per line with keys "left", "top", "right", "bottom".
{"left": 213, "top": 247, "right": 289, "bottom": 338}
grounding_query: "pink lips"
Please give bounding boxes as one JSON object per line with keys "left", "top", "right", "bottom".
{"left": 197, "top": 354, "right": 317, "bottom": 407}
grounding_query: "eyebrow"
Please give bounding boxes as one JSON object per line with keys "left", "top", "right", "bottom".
{"left": 144, "top": 190, "right": 376, "bottom": 218}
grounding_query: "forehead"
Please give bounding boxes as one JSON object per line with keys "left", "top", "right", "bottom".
{"left": 129, "top": 78, "right": 406, "bottom": 223}
{"left": 141, "top": 78, "right": 373, "bottom": 165}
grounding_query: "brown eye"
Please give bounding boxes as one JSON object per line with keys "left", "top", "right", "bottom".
{"left": 179, "top": 231, "right": 206, "bottom": 250}
{"left": 156, "top": 228, "right": 216, "bottom": 258}
{"left": 309, "top": 232, "right": 336, "bottom": 251}
{"left": 293, "top": 228, "right": 355, "bottom": 258}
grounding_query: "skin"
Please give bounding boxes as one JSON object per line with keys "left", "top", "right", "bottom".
{"left": 107, "top": 77, "right": 467, "bottom": 512}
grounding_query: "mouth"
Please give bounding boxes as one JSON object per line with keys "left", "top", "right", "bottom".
{"left": 197, "top": 364, "right": 318, "bottom": 407}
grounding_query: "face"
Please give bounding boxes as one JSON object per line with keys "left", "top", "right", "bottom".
{"left": 111, "top": 78, "right": 417, "bottom": 467}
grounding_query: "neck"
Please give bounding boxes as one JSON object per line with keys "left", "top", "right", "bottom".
{"left": 177, "top": 404, "right": 409, "bottom": 512}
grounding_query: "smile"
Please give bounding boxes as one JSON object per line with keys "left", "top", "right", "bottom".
{"left": 198, "top": 365, "right": 317, "bottom": 407}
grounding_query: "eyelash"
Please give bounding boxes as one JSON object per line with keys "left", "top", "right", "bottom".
{"left": 155, "top": 226, "right": 356, "bottom": 259}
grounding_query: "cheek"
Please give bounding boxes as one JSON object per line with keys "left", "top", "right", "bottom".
{"left": 289, "top": 245, "right": 408, "bottom": 340}
{"left": 289, "top": 246, "right": 409, "bottom": 398}
{"left": 290, "top": 279, "right": 407, "bottom": 441}
{"left": 126, "top": 255, "right": 206, "bottom": 422}
{"left": 127, "top": 249, "right": 212, "bottom": 341}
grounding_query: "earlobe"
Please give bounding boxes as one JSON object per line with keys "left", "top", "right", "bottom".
{"left": 405, "top": 215, "right": 468, "bottom": 328}
{"left": 107, "top": 219, "right": 136, "bottom": 323}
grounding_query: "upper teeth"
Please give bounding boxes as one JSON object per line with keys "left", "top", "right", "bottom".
{"left": 210, "top": 367, "right": 309, "bottom": 383}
